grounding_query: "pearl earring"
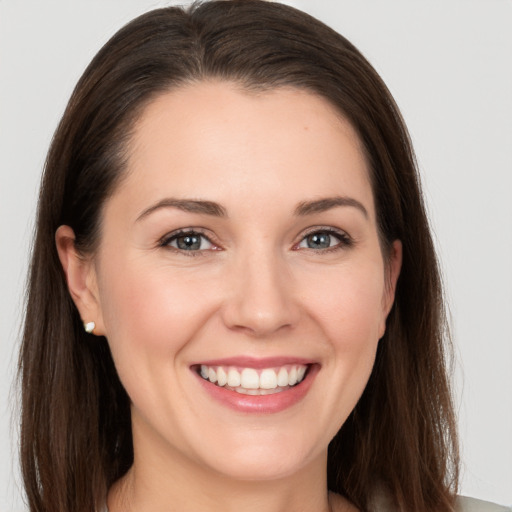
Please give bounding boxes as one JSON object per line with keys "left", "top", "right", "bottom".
{"left": 84, "top": 321, "right": 96, "bottom": 334}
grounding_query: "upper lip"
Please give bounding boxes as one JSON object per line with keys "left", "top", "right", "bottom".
{"left": 191, "top": 356, "right": 315, "bottom": 369}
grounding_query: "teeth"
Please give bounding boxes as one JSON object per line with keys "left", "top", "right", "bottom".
{"left": 199, "top": 364, "right": 309, "bottom": 392}
{"left": 277, "top": 367, "right": 289, "bottom": 387}
{"left": 288, "top": 366, "right": 298, "bottom": 386}
{"left": 241, "top": 368, "right": 259, "bottom": 389}
{"left": 260, "top": 368, "right": 277, "bottom": 389}
{"left": 227, "top": 368, "right": 241, "bottom": 387}
{"left": 217, "top": 366, "right": 227, "bottom": 387}
{"left": 233, "top": 386, "right": 286, "bottom": 395}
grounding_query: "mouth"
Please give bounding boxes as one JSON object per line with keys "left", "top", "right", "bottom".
{"left": 196, "top": 363, "right": 309, "bottom": 396}
{"left": 191, "top": 358, "right": 318, "bottom": 413}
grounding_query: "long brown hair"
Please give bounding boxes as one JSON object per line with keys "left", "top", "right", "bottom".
{"left": 19, "top": 1, "right": 459, "bottom": 511}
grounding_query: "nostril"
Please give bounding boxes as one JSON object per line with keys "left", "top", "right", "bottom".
{"left": 220, "top": 264, "right": 300, "bottom": 336}
{"left": 222, "top": 303, "right": 299, "bottom": 338}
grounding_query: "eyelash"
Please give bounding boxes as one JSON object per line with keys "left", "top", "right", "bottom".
{"left": 159, "top": 227, "right": 353, "bottom": 256}
{"left": 159, "top": 229, "right": 217, "bottom": 257}
{"left": 295, "top": 227, "right": 354, "bottom": 253}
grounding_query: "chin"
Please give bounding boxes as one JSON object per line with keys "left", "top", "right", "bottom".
{"left": 203, "top": 450, "right": 315, "bottom": 482}
{"left": 186, "top": 426, "right": 325, "bottom": 482}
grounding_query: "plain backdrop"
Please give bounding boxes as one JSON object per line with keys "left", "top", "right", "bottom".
{"left": 1, "top": 1, "right": 511, "bottom": 510}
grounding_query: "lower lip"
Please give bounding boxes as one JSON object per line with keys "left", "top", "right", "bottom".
{"left": 193, "top": 365, "right": 319, "bottom": 414}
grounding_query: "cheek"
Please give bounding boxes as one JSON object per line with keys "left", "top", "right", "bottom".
{"left": 308, "top": 262, "right": 385, "bottom": 397}
{"left": 291, "top": 263, "right": 386, "bottom": 442}
{"left": 96, "top": 260, "right": 226, "bottom": 433}
{"left": 306, "top": 263, "right": 386, "bottom": 346}
{"left": 97, "top": 259, "right": 220, "bottom": 365}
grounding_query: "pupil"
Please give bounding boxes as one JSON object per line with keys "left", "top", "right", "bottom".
{"left": 307, "top": 233, "right": 330, "bottom": 249}
{"left": 177, "top": 234, "right": 201, "bottom": 250}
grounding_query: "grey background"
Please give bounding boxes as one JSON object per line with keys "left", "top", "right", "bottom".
{"left": 1, "top": 1, "right": 511, "bottom": 510}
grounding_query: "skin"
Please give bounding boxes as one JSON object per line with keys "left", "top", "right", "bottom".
{"left": 57, "top": 82, "right": 401, "bottom": 512}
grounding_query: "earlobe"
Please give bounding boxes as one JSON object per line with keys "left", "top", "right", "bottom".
{"left": 55, "top": 225, "right": 105, "bottom": 336}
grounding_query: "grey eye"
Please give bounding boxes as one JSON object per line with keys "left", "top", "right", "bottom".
{"left": 300, "top": 232, "right": 337, "bottom": 250}
{"left": 168, "top": 233, "right": 213, "bottom": 251}
{"left": 307, "top": 233, "right": 331, "bottom": 249}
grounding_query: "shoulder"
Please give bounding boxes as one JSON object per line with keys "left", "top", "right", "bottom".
{"left": 368, "top": 488, "right": 511, "bottom": 512}
{"left": 456, "top": 496, "right": 512, "bottom": 512}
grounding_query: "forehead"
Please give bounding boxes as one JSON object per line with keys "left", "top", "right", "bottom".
{"left": 113, "top": 81, "right": 375, "bottom": 221}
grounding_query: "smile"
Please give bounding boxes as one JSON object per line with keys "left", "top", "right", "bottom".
{"left": 192, "top": 357, "right": 318, "bottom": 413}
{"left": 199, "top": 364, "right": 308, "bottom": 395}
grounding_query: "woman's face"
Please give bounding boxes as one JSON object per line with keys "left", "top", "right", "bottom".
{"left": 85, "top": 82, "right": 400, "bottom": 481}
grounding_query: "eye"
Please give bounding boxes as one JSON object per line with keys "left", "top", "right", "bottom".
{"left": 296, "top": 229, "right": 352, "bottom": 251}
{"left": 162, "top": 230, "right": 215, "bottom": 252}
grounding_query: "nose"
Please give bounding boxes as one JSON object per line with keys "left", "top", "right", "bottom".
{"left": 221, "top": 249, "right": 300, "bottom": 338}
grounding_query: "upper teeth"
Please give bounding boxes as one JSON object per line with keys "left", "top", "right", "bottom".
{"left": 200, "top": 364, "right": 308, "bottom": 390}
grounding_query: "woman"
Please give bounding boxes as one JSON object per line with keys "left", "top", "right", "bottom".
{"left": 17, "top": 1, "right": 509, "bottom": 512}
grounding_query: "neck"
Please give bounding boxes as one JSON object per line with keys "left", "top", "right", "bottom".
{"left": 107, "top": 411, "right": 359, "bottom": 512}
{"left": 109, "top": 443, "right": 335, "bottom": 512}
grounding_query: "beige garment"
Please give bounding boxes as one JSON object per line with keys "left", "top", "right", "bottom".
{"left": 370, "top": 487, "right": 511, "bottom": 512}
{"left": 102, "top": 495, "right": 512, "bottom": 511}
{"left": 456, "top": 496, "right": 512, "bottom": 512}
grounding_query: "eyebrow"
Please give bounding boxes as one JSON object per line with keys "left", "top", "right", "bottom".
{"left": 294, "top": 196, "right": 368, "bottom": 219}
{"left": 136, "top": 195, "right": 368, "bottom": 222}
{"left": 136, "top": 198, "right": 227, "bottom": 222}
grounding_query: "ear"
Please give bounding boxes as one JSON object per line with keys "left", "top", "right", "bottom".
{"left": 379, "top": 239, "right": 402, "bottom": 338}
{"left": 55, "top": 225, "right": 105, "bottom": 336}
